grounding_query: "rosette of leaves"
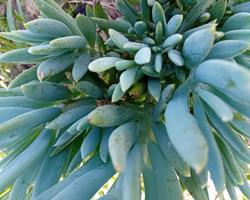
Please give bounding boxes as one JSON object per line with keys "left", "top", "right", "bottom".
{"left": 0, "top": 0, "right": 250, "bottom": 200}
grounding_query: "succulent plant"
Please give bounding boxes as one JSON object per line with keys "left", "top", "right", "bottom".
{"left": 0, "top": 0, "right": 250, "bottom": 199}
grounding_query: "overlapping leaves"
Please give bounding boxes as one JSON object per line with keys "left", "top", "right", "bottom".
{"left": 0, "top": 0, "right": 250, "bottom": 200}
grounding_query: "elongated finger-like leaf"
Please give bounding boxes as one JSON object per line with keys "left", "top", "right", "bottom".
{"left": 207, "top": 40, "right": 249, "bottom": 59}
{"left": 167, "top": 15, "right": 183, "bottom": 36}
{"left": 100, "top": 128, "right": 113, "bottom": 163}
{"left": 25, "top": 18, "right": 73, "bottom": 37}
{"left": 152, "top": 2, "right": 166, "bottom": 36}
{"left": 222, "top": 13, "right": 250, "bottom": 31}
{"left": 72, "top": 53, "right": 91, "bottom": 82}
{"left": 120, "top": 67, "right": 138, "bottom": 92}
{"left": 183, "top": 26, "right": 215, "bottom": 68}
{"left": 0, "top": 107, "right": 33, "bottom": 124}
{"left": 37, "top": 52, "right": 74, "bottom": 80}
{"left": 148, "top": 142, "right": 183, "bottom": 200}
{"left": 122, "top": 144, "right": 142, "bottom": 200}
{"left": 50, "top": 36, "right": 87, "bottom": 49}
{"left": 109, "top": 29, "right": 129, "bottom": 50}
{"left": 152, "top": 122, "right": 190, "bottom": 177}
{"left": 224, "top": 30, "right": 250, "bottom": 42}
{"left": 134, "top": 47, "right": 151, "bottom": 65}
{"left": 87, "top": 105, "right": 139, "bottom": 127}
{"left": 108, "top": 122, "right": 139, "bottom": 172}
{"left": 21, "top": 81, "right": 71, "bottom": 101}
{"left": 232, "top": 2, "right": 250, "bottom": 13}
{"left": 88, "top": 57, "right": 122, "bottom": 73}
{"left": 76, "top": 14, "right": 96, "bottom": 47}
{"left": 164, "top": 86, "right": 208, "bottom": 173}
{"left": 0, "top": 129, "right": 52, "bottom": 191}
{"left": 148, "top": 78, "right": 161, "bottom": 101}
{"left": 195, "top": 59, "right": 250, "bottom": 104}
{"left": 80, "top": 128, "right": 101, "bottom": 159}
{"left": 193, "top": 95, "right": 225, "bottom": 193}
{"left": 195, "top": 87, "right": 233, "bottom": 122}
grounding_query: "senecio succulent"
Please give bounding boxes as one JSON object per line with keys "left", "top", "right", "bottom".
{"left": 0, "top": 0, "right": 250, "bottom": 199}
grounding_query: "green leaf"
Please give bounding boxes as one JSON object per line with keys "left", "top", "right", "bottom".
{"left": 50, "top": 163, "right": 115, "bottom": 200}
{"left": 0, "top": 107, "right": 60, "bottom": 139}
{"left": 232, "top": 2, "right": 250, "bottom": 13}
{"left": 142, "top": 167, "right": 157, "bottom": 200}
{"left": 72, "top": 53, "right": 91, "bottom": 82}
{"left": 93, "top": 2, "right": 108, "bottom": 19}
{"left": 108, "top": 122, "right": 139, "bottom": 172}
{"left": 88, "top": 57, "right": 122, "bottom": 73}
{"left": 0, "top": 129, "right": 52, "bottom": 191}
{"left": 179, "top": 0, "right": 214, "bottom": 32}
{"left": 50, "top": 36, "right": 87, "bottom": 49}
{"left": 9, "top": 66, "right": 38, "bottom": 88}
{"left": 37, "top": 52, "right": 74, "bottom": 80}
{"left": 100, "top": 128, "right": 113, "bottom": 163}
{"left": 154, "top": 53, "right": 162, "bottom": 73}
{"left": 111, "top": 83, "right": 125, "bottom": 102}
{"left": 115, "top": 60, "right": 135, "bottom": 71}
{"left": 32, "top": 147, "right": 71, "bottom": 198}
{"left": 134, "top": 47, "right": 151, "bottom": 65}
{"left": 7, "top": 0, "right": 16, "bottom": 31}
{"left": 116, "top": 0, "right": 137, "bottom": 24}
{"left": 152, "top": 122, "right": 191, "bottom": 177}
{"left": 123, "top": 42, "right": 147, "bottom": 53}
{"left": 222, "top": 13, "right": 250, "bottom": 31}
{"left": 183, "top": 26, "right": 215, "bottom": 68}
{"left": 224, "top": 30, "right": 250, "bottom": 42}
{"left": 148, "top": 142, "right": 183, "bottom": 200}
{"left": 87, "top": 105, "right": 139, "bottom": 127}
{"left": 76, "top": 81, "right": 103, "bottom": 99}
{"left": 0, "top": 48, "right": 48, "bottom": 64}
{"left": 152, "top": 2, "right": 167, "bottom": 36}
{"left": 230, "top": 114, "right": 250, "bottom": 137}
{"left": 207, "top": 40, "right": 249, "bottom": 59}
{"left": 46, "top": 105, "right": 94, "bottom": 130}
{"left": 140, "top": 0, "right": 150, "bottom": 21}
{"left": 25, "top": 18, "right": 72, "bottom": 37}
{"left": 209, "top": 0, "right": 227, "bottom": 21}
{"left": 180, "top": 171, "right": 209, "bottom": 200}
{"left": 81, "top": 128, "right": 101, "bottom": 159}
{"left": 167, "top": 15, "right": 183, "bottom": 36}
{"left": 35, "top": 0, "right": 82, "bottom": 35}
{"left": 193, "top": 95, "right": 225, "bottom": 193}
{"left": 28, "top": 45, "right": 68, "bottom": 56}
{"left": 109, "top": 29, "right": 129, "bottom": 50}
{"left": 122, "top": 144, "right": 142, "bottom": 200}
{"left": 76, "top": 15, "right": 96, "bottom": 47}
{"left": 0, "top": 96, "right": 51, "bottom": 108}
{"left": 21, "top": 81, "right": 71, "bottom": 101}
{"left": 195, "top": 87, "right": 233, "bottom": 122}
{"left": 34, "top": 154, "right": 103, "bottom": 200}
{"left": 164, "top": 87, "right": 208, "bottom": 173}
{"left": 155, "top": 22, "right": 163, "bottom": 44}
{"left": 161, "top": 34, "right": 183, "bottom": 48}
{"left": 0, "top": 107, "right": 33, "bottom": 124}
{"left": 168, "top": 50, "right": 184, "bottom": 67}
{"left": 206, "top": 106, "right": 250, "bottom": 162}
{"left": 195, "top": 59, "right": 250, "bottom": 104}
{"left": 148, "top": 78, "right": 161, "bottom": 101}
{"left": 120, "top": 67, "right": 138, "bottom": 92}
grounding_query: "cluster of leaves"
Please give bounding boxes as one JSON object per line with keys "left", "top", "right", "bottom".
{"left": 0, "top": 0, "right": 250, "bottom": 199}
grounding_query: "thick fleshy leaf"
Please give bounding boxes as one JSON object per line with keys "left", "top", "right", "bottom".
{"left": 195, "top": 87, "right": 233, "bottom": 122}
{"left": 167, "top": 14, "right": 183, "bottom": 36}
{"left": 152, "top": 2, "right": 166, "bottom": 36}
{"left": 195, "top": 59, "right": 250, "bottom": 104}
{"left": 76, "top": 81, "right": 103, "bottom": 99}
{"left": 122, "top": 144, "right": 142, "bottom": 200}
{"left": 224, "top": 30, "right": 250, "bottom": 42}
{"left": 134, "top": 47, "right": 151, "bottom": 65}
{"left": 72, "top": 52, "right": 91, "bottom": 82}
{"left": 111, "top": 83, "right": 125, "bottom": 103}
{"left": 37, "top": 52, "right": 74, "bottom": 80}
{"left": 76, "top": 14, "right": 96, "bottom": 47}
{"left": 183, "top": 26, "right": 215, "bottom": 68}
{"left": 87, "top": 105, "right": 139, "bottom": 127}
{"left": 168, "top": 50, "right": 184, "bottom": 67}
{"left": 232, "top": 2, "right": 250, "bottom": 13}
{"left": 109, "top": 29, "right": 129, "bottom": 50}
{"left": 148, "top": 78, "right": 161, "bottom": 101}
{"left": 148, "top": 142, "right": 183, "bottom": 200}
{"left": 164, "top": 86, "right": 208, "bottom": 173}
{"left": 100, "top": 128, "right": 113, "bottom": 163}
{"left": 21, "top": 81, "right": 71, "bottom": 101}
{"left": 207, "top": 40, "right": 249, "bottom": 59}
{"left": 109, "top": 122, "right": 139, "bottom": 171}
{"left": 222, "top": 13, "right": 250, "bottom": 31}
{"left": 230, "top": 114, "right": 250, "bottom": 137}
{"left": 193, "top": 95, "right": 225, "bottom": 193}
{"left": 152, "top": 122, "right": 190, "bottom": 177}
{"left": 24, "top": 18, "right": 73, "bottom": 37}
{"left": 50, "top": 36, "right": 87, "bottom": 49}
{"left": 120, "top": 67, "right": 138, "bottom": 92}
{"left": 88, "top": 57, "right": 122, "bottom": 73}
{"left": 80, "top": 128, "right": 101, "bottom": 159}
